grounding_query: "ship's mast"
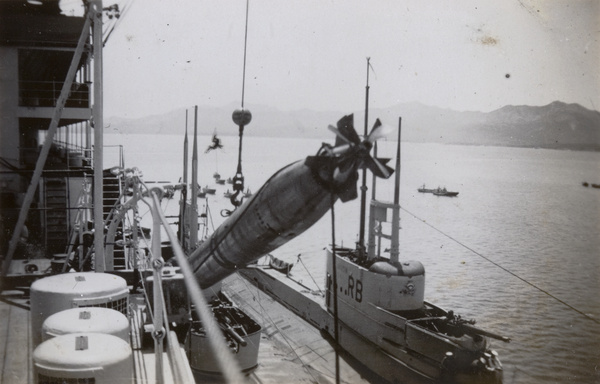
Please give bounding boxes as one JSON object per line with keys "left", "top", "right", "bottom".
{"left": 190, "top": 106, "right": 199, "bottom": 248}
{"left": 92, "top": 0, "right": 105, "bottom": 272}
{"left": 178, "top": 111, "right": 188, "bottom": 246}
{"left": 389, "top": 118, "right": 402, "bottom": 263}
{"left": 366, "top": 117, "right": 402, "bottom": 261}
{"left": 358, "top": 57, "right": 371, "bottom": 257}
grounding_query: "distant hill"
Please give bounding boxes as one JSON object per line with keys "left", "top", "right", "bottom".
{"left": 106, "top": 101, "right": 600, "bottom": 151}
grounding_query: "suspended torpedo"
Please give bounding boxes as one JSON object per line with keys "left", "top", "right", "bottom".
{"left": 188, "top": 114, "right": 393, "bottom": 288}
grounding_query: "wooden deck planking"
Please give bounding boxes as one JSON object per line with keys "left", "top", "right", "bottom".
{"left": 130, "top": 296, "right": 182, "bottom": 383}
{"left": 0, "top": 291, "right": 32, "bottom": 384}
{"left": 0, "top": 300, "right": 10, "bottom": 378}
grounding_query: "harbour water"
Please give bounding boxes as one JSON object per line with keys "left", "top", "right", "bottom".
{"left": 105, "top": 132, "right": 600, "bottom": 384}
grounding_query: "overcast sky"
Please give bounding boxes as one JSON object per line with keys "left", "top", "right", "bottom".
{"left": 66, "top": 0, "right": 599, "bottom": 118}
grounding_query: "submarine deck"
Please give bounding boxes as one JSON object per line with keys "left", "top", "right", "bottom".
{"left": 223, "top": 273, "right": 369, "bottom": 384}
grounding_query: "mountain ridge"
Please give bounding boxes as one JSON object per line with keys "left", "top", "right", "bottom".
{"left": 106, "top": 101, "right": 600, "bottom": 151}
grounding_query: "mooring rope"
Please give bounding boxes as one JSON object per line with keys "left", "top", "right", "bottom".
{"left": 401, "top": 206, "right": 599, "bottom": 325}
{"left": 295, "top": 254, "right": 324, "bottom": 295}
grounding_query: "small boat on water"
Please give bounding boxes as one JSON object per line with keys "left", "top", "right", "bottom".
{"left": 213, "top": 172, "right": 226, "bottom": 184}
{"left": 433, "top": 187, "right": 459, "bottom": 197}
{"left": 419, "top": 184, "right": 459, "bottom": 196}
{"left": 223, "top": 189, "right": 233, "bottom": 198}
{"left": 244, "top": 188, "right": 253, "bottom": 197}
{"left": 268, "top": 254, "right": 293, "bottom": 274}
{"left": 202, "top": 186, "right": 216, "bottom": 195}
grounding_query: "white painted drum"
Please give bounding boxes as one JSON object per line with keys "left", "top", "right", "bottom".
{"left": 33, "top": 333, "right": 133, "bottom": 384}
{"left": 42, "top": 307, "right": 129, "bottom": 342}
{"left": 30, "top": 272, "right": 128, "bottom": 346}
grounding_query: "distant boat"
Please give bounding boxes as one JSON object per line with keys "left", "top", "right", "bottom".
{"left": 244, "top": 188, "right": 253, "bottom": 198}
{"left": 419, "top": 185, "right": 458, "bottom": 197}
{"left": 226, "top": 177, "right": 234, "bottom": 185}
{"left": 216, "top": 179, "right": 226, "bottom": 185}
{"left": 581, "top": 181, "right": 600, "bottom": 188}
{"left": 268, "top": 254, "right": 293, "bottom": 275}
{"left": 224, "top": 189, "right": 233, "bottom": 198}
{"left": 433, "top": 187, "right": 459, "bottom": 197}
{"left": 197, "top": 191, "right": 207, "bottom": 198}
{"left": 213, "top": 172, "right": 221, "bottom": 180}
{"left": 203, "top": 186, "right": 216, "bottom": 195}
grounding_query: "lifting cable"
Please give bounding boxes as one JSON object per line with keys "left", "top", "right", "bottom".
{"left": 401, "top": 206, "right": 600, "bottom": 325}
{"left": 228, "top": 0, "right": 252, "bottom": 211}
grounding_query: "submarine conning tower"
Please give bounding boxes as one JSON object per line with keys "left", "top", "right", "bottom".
{"left": 351, "top": 182, "right": 426, "bottom": 311}
{"left": 326, "top": 250, "right": 426, "bottom": 312}
{"left": 367, "top": 259, "right": 425, "bottom": 311}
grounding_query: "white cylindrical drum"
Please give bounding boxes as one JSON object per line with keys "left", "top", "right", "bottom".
{"left": 33, "top": 333, "right": 133, "bottom": 384}
{"left": 30, "top": 272, "right": 128, "bottom": 346}
{"left": 42, "top": 307, "right": 129, "bottom": 342}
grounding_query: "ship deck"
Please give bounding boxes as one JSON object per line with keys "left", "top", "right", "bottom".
{"left": 0, "top": 289, "right": 182, "bottom": 384}
{"left": 1, "top": 274, "right": 369, "bottom": 384}
{"left": 0, "top": 290, "right": 32, "bottom": 384}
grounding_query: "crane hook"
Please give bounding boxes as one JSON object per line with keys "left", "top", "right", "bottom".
{"left": 230, "top": 172, "right": 245, "bottom": 208}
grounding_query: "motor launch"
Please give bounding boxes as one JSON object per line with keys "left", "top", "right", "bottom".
{"left": 189, "top": 114, "right": 393, "bottom": 288}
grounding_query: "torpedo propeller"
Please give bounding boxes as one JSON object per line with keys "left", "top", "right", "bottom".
{"left": 306, "top": 114, "right": 394, "bottom": 201}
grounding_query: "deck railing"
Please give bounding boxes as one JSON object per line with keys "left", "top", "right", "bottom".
{"left": 147, "top": 191, "right": 244, "bottom": 384}
{"left": 19, "top": 80, "right": 90, "bottom": 108}
{"left": 19, "top": 123, "right": 110, "bottom": 171}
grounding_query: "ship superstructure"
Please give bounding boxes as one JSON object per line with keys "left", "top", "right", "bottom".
{"left": 0, "top": 0, "right": 122, "bottom": 284}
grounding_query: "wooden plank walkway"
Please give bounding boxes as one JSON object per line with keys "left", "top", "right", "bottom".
{"left": 0, "top": 290, "right": 33, "bottom": 384}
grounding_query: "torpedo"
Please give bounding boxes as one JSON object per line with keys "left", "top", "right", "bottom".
{"left": 189, "top": 114, "right": 393, "bottom": 288}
